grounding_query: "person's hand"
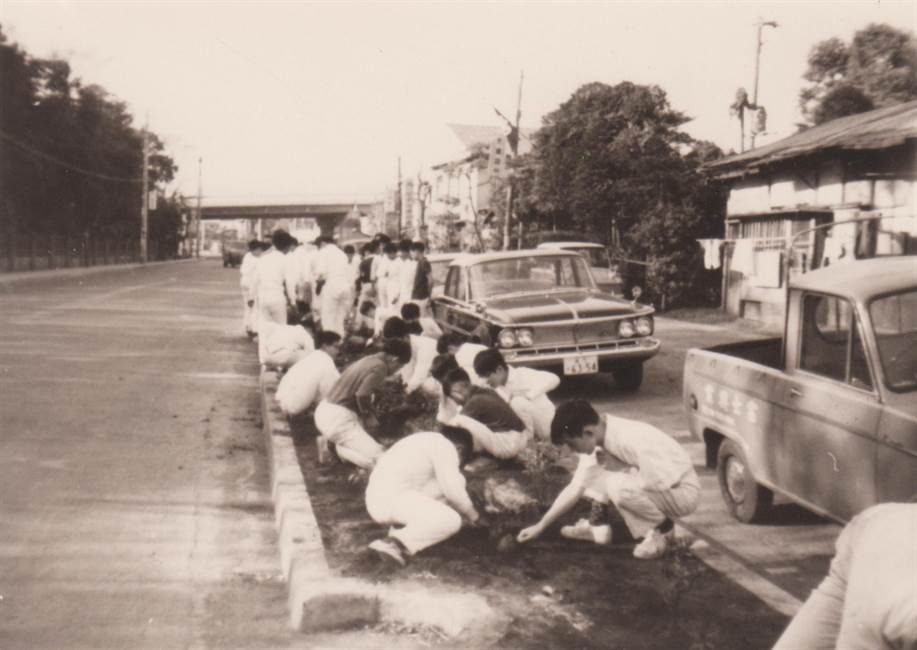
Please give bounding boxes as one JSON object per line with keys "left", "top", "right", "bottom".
{"left": 466, "top": 509, "right": 485, "bottom": 527}
{"left": 517, "top": 524, "right": 543, "bottom": 543}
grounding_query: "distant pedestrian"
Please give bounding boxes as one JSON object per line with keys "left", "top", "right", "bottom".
{"left": 366, "top": 427, "right": 481, "bottom": 566}
{"left": 314, "top": 338, "right": 412, "bottom": 469}
{"left": 254, "top": 230, "right": 295, "bottom": 363}
{"left": 410, "top": 241, "right": 433, "bottom": 316}
{"left": 313, "top": 236, "right": 352, "bottom": 336}
{"left": 239, "top": 239, "right": 263, "bottom": 338}
{"left": 397, "top": 240, "right": 417, "bottom": 311}
{"left": 275, "top": 331, "right": 342, "bottom": 417}
{"left": 517, "top": 400, "right": 699, "bottom": 560}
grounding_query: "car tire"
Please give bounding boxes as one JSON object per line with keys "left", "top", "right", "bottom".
{"left": 716, "top": 439, "right": 773, "bottom": 523}
{"left": 611, "top": 362, "right": 643, "bottom": 392}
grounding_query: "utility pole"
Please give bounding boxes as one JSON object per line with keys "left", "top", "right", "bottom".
{"left": 195, "top": 157, "right": 203, "bottom": 258}
{"left": 140, "top": 122, "right": 149, "bottom": 263}
{"left": 496, "top": 70, "right": 524, "bottom": 250}
{"left": 396, "top": 156, "right": 403, "bottom": 238}
{"left": 750, "top": 19, "right": 777, "bottom": 149}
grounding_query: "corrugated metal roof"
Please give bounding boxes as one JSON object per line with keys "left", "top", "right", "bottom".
{"left": 707, "top": 100, "right": 917, "bottom": 176}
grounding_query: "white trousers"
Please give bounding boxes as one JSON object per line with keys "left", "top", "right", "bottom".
{"left": 320, "top": 280, "right": 351, "bottom": 336}
{"left": 242, "top": 290, "right": 255, "bottom": 333}
{"left": 258, "top": 295, "right": 287, "bottom": 363}
{"left": 451, "top": 414, "right": 531, "bottom": 460}
{"left": 508, "top": 395, "right": 555, "bottom": 441}
{"left": 263, "top": 347, "right": 308, "bottom": 371}
{"left": 597, "top": 469, "right": 701, "bottom": 538}
{"left": 366, "top": 489, "right": 462, "bottom": 555}
{"left": 314, "top": 401, "right": 383, "bottom": 469}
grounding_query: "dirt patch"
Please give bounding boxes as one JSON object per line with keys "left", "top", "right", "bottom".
{"left": 290, "top": 414, "right": 788, "bottom": 649}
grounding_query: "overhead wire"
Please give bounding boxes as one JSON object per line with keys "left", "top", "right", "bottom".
{"left": 0, "top": 129, "right": 142, "bottom": 183}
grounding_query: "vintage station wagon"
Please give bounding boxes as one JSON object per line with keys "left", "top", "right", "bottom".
{"left": 432, "top": 250, "right": 660, "bottom": 390}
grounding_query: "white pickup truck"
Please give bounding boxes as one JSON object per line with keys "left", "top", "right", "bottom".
{"left": 683, "top": 256, "right": 917, "bottom": 523}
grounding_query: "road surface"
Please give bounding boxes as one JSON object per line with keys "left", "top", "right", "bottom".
{"left": 0, "top": 261, "right": 302, "bottom": 650}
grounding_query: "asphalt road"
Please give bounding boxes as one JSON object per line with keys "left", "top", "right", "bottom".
{"left": 0, "top": 260, "right": 303, "bottom": 650}
{"left": 553, "top": 316, "right": 841, "bottom": 611}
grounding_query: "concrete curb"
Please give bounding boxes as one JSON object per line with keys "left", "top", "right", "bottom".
{"left": 0, "top": 258, "right": 196, "bottom": 286}
{"left": 258, "top": 369, "right": 381, "bottom": 633}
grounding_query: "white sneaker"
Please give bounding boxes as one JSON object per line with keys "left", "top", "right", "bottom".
{"left": 633, "top": 529, "right": 671, "bottom": 559}
{"left": 368, "top": 538, "right": 406, "bottom": 566}
{"left": 560, "top": 519, "right": 612, "bottom": 545}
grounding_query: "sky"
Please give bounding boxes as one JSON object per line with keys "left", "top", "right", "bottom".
{"left": 2, "top": 1, "right": 914, "bottom": 203}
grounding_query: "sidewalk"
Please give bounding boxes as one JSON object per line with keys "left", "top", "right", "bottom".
{"left": 0, "top": 257, "right": 196, "bottom": 285}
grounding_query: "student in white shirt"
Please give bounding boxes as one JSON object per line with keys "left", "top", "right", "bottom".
{"left": 473, "top": 348, "right": 560, "bottom": 441}
{"left": 314, "top": 236, "right": 353, "bottom": 336}
{"left": 275, "top": 331, "right": 342, "bottom": 417}
{"left": 400, "top": 302, "right": 442, "bottom": 339}
{"left": 238, "top": 240, "right": 263, "bottom": 338}
{"left": 517, "top": 400, "right": 699, "bottom": 560}
{"left": 396, "top": 240, "right": 417, "bottom": 311}
{"left": 365, "top": 427, "right": 481, "bottom": 566}
{"left": 262, "top": 318, "right": 315, "bottom": 371}
{"left": 381, "top": 317, "right": 439, "bottom": 395}
{"left": 431, "top": 354, "right": 461, "bottom": 424}
{"left": 772, "top": 502, "right": 917, "bottom": 650}
{"left": 436, "top": 333, "right": 488, "bottom": 386}
{"left": 255, "top": 230, "right": 295, "bottom": 363}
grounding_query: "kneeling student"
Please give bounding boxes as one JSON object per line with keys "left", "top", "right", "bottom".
{"left": 382, "top": 316, "right": 438, "bottom": 394}
{"left": 442, "top": 368, "right": 532, "bottom": 461}
{"left": 436, "top": 333, "right": 488, "bottom": 386}
{"left": 473, "top": 348, "right": 560, "bottom": 441}
{"left": 275, "top": 331, "right": 342, "bottom": 417}
{"left": 262, "top": 317, "right": 315, "bottom": 370}
{"left": 366, "top": 426, "right": 481, "bottom": 566}
{"left": 314, "top": 338, "right": 412, "bottom": 469}
{"left": 517, "top": 400, "right": 699, "bottom": 559}
{"left": 400, "top": 302, "right": 442, "bottom": 339}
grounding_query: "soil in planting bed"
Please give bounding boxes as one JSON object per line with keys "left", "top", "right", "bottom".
{"left": 290, "top": 415, "right": 789, "bottom": 649}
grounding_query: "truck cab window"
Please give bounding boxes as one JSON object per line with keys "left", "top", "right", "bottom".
{"left": 444, "top": 267, "right": 459, "bottom": 299}
{"left": 800, "top": 293, "right": 871, "bottom": 389}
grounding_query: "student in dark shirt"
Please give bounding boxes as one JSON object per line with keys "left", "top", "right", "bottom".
{"left": 441, "top": 368, "right": 532, "bottom": 460}
{"left": 410, "top": 242, "right": 433, "bottom": 316}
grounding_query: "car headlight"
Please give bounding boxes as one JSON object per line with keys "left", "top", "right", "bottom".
{"left": 635, "top": 316, "right": 653, "bottom": 336}
{"left": 618, "top": 320, "right": 635, "bottom": 338}
{"left": 497, "top": 329, "right": 517, "bottom": 348}
{"left": 516, "top": 328, "right": 534, "bottom": 347}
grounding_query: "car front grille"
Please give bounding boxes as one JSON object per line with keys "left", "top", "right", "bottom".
{"left": 511, "top": 339, "right": 640, "bottom": 358}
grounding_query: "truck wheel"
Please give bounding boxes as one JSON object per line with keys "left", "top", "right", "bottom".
{"left": 716, "top": 440, "right": 773, "bottom": 523}
{"left": 611, "top": 362, "right": 643, "bottom": 392}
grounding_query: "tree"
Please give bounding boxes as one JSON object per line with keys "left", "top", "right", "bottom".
{"left": 800, "top": 23, "right": 917, "bottom": 124}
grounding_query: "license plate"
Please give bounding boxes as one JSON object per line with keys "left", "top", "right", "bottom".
{"left": 563, "top": 355, "right": 598, "bottom": 376}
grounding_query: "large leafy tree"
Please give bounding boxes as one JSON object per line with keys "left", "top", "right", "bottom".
{"left": 800, "top": 23, "right": 917, "bottom": 124}
{"left": 506, "top": 81, "right": 725, "bottom": 308}
{"left": 0, "top": 25, "right": 179, "bottom": 249}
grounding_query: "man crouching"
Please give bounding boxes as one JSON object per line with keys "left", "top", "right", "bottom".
{"left": 366, "top": 426, "right": 481, "bottom": 566}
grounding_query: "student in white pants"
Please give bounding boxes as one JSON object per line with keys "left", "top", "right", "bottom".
{"left": 314, "top": 339, "right": 412, "bottom": 469}
{"left": 314, "top": 236, "right": 353, "bottom": 336}
{"left": 473, "top": 348, "right": 560, "bottom": 441}
{"left": 517, "top": 401, "right": 699, "bottom": 560}
{"left": 365, "top": 427, "right": 480, "bottom": 566}
{"left": 262, "top": 320, "right": 315, "bottom": 370}
{"left": 275, "top": 332, "right": 342, "bottom": 417}
{"left": 442, "top": 368, "right": 532, "bottom": 461}
{"left": 239, "top": 240, "right": 263, "bottom": 337}
{"left": 255, "top": 230, "right": 295, "bottom": 362}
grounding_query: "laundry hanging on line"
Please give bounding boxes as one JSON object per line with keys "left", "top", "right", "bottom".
{"left": 696, "top": 239, "right": 723, "bottom": 270}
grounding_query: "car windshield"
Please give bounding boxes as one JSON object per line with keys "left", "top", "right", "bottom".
{"left": 870, "top": 287, "right": 917, "bottom": 392}
{"left": 468, "top": 255, "right": 595, "bottom": 297}
{"left": 567, "top": 246, "right": 610, "bottom": 268}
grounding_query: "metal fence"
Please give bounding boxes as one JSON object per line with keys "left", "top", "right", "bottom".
{"left": 0, "top": 233, "right": 175, "bottom": 273}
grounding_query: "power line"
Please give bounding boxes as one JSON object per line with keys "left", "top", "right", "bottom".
{"left": 0, "top": 129, "right": 142, "bottom": 183}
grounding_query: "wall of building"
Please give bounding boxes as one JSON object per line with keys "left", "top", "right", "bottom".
{"left": 723, "top": 146, "right": 916, "bottom": 326}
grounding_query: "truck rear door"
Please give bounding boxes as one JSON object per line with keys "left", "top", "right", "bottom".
{"left": 779, "top": 291, "right": 880, "bottom": 521}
